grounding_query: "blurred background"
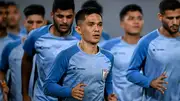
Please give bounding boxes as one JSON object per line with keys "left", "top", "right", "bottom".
{"left": 4, "top": 0, "right": 162, "bottom": 37}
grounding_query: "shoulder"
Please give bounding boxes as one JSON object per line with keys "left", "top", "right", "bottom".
{"left": 102, "top": 37, "right": 121, "bottom": 50}
{"left": 27, "top": 25, "right": 50, "bottom": 40}
{"left": 2, "top": 39, "right": 21, "bottom": 56}
{"left": 100, "top": 48, "right": 114, "bottom": 62}
{"left": 139, "top": 29, "right": 159, "bottom": 45}
{"left": 57, "top": 44, "right": 80, "bottom": 60}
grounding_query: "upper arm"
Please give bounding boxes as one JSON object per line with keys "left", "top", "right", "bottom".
{"left": 128, "top": 41, "right": 147, "bottom": 72}
{"left": 23, "top": 31, "right": 37, "bottom": 56}
{"left": 45, "top": 51, "right": 69, "bottom": 84}
{"left": 0, "top": 43, "right": 12, "bottom": 72}
{"left": 22, "top": 51, "right": 34, "bottom": 65}
{"left": 126, "top": 37, "right": 155, "bottom": 88}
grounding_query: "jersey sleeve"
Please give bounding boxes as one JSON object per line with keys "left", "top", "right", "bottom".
{"left": 127, "top": 32, "right": 158, "bottom": 88}
{"left": 23, "top": 30, "right": 37, "bottom": 56}
{"left": 0, "top": 40, "right": 21, "bottom": 72}
{"left": 43, "top": 45, "right": 79, "bottom": 97}
{"left": 105, "top": 55, "right": 114, "bottom": 96}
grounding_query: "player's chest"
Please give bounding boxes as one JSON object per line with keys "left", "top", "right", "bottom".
{"left": 35, "top": 39, "right": 76, "bottom": 59}
{"left": 68, "top": 56, "right": 112, "bottom": 81}
{"left": 111, "top": 46, "right": 135, "bottom": 67}
{"left": 149, "top": 39, "right": 180, "bottom": 63}
{"left": 9, "top": 45, "right": 24, "bottom": 65}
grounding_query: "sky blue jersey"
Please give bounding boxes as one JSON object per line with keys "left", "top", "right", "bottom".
{"left": 0, "top": 39, "right": 23, "bottom": 101}
{"left": 43, "top": 43, "right": 114, "bottom": 101}
{"left": 0, "top": 34, "right": 21, "bottom": 100}
{"left": 23, "top": 25, "right": 78, "bottom": 101}
{"left": 103, "top": 37, "right": 142, "bottom": 101}
{"left": 127, "top": 29, "right": 180, "bottom": 101}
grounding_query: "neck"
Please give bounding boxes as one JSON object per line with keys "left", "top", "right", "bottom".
{"left": 50, "top": 25, "right": 70, "bottom": 37}
{"left": 0, "top": 29, "right": 7, "bottom": 38}
{"left": 122, "top": 33, "right": 140, "bottom": 44}
{"left": 7, "top": 25, "right": 20, "bottom": 35}
{"left": 159, "top": 26, "right": 180, "bottom": 38}
{"left": 79, "top": 40, "right": 98, "bottom": 54}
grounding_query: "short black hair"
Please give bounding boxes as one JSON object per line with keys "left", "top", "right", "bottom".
{"left": 119, "top": 4, "right": 143, "bottom": 21}
{"left": 75, "top": 7, "right": 102, "bottom": 26}
{"left": 23, "top": 4, "right": 45, "bottom": 18}
{"left": 0, "top": 1, "right": 7, "bottom": 8}
{"left": 81, "top": 0, "right": 103, "bottom": 14}
{"left": 52, "top": 0, "right": 75, "bottom": 12}
{"left": 159, "top": 0, "right": 180, "bottom": 15}
{"left": 6, "top": 1, "right": 18, "bottom": 8}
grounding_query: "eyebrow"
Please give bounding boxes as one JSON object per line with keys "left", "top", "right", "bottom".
{"left": 87, "top": 21, "right": 102, "bottom": 23}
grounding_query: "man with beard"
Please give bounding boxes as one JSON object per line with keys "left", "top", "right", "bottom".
{"left": 6, "top": 2, "right": 26, "bottom": 39}
{"left": 21, "top": 0, "right": 77, "bottom": 101}
{"left": 0, "top": 4, "right": 46, "bottom": 101}
{"left": 127, "top": 0, "right": 180, "bottom": 101}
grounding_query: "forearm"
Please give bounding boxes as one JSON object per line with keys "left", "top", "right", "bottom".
{"left": 0, "top": 71, "right": 7, "bottom": 89}
{"left": 0, "top": 71, "right": 5, "bottom": 81}
{"left": 127, "top": 70, "right": 153, "bottom": 88}
{"left": 44, "top": 82, "right": 72, "bottom": 97}
{"left": 21, "top": 54, "right": 33, "bottom": 95}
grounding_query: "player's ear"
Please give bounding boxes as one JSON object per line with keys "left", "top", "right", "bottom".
{"left": 51, "top": 12, "right": 54, "bottom": 19}
{"left": 158, "top": 13, "right": 163, "bottom": 22}
{"left": 120, "top": 20, "right": 124, "bottom": 28}
{"left": 75, "top": 25, "right": 82, "bottom": 35}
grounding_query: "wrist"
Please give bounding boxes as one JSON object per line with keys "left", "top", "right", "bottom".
{"left": 0, "top": 80, "right": 7, "bottom": 88}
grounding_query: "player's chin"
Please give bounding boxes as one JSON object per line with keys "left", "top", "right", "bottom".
{"left": 59, "top": 28, "right": 71, "bottom": 34}
{"left": 130, "top": 30, "right": 141, "bottom": 35}
{"left": 91, "top": 39, "right": 100, "bottom": 44}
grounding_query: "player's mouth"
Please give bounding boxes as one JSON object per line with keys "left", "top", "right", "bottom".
{"left": 93, "top": 34, "right": 100, "bottom": 38}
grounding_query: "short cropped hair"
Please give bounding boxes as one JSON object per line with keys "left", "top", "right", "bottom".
{"left": 6, "top": 1, "right": 18, "bottom": 8}
{"left": 159, "top": 0, "right": 180, "bottom": 15}
{"left": 75, "top": 7, "right": 102, "bottom": 26}
{"left": 81, "top": 0, "right": 103, "bottom": 14}
{"left": 119, "top": 4, "right": 143, "bottom": 21}
{"left": 23, "top": 4, "right": 45, "bottom": 18}
{"left": 0, "top": 1, "right": 7, "bottom": 8}
{"left": 52, "top": 0, "right": 75, "bottom": 12}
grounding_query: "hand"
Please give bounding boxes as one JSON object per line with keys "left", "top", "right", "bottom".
{"left": 2, "top": 85, "right": 9, "bottom": 94}
{"left": 150, "top": 72, "right": 168, "bottom": 94}
{"left": 3, "top": 93, "right": 8, "bottom": 101}
{"left": 72, "top": 83, "right": 86, "bottom": 100}
{"left": 2, "top": 86, "right": 9, "bottom": 101}
{"left": 108, "top": 94, "right": 117, "bottom": 101}
{"left": 23, "top": 95, "right": 31, "bottom": 101}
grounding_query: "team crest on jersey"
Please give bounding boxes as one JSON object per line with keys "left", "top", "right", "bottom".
{"left": 102, "top": 69, "right": 109, "bottom": 80}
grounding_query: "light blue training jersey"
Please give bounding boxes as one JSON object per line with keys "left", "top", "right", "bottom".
{"left": 0, "top": 34, "right": 21, "bottom": 100}
{"left": 44, "top": 43, "right": 114, "bottom": 101}
{"left": 0, "top": 39, "right": 23, "bottom": 101}
{"left": 23, "top": 25, "right": 78, "bottom": 101}
{"left": 127, "top": 29, "right": 180, "bottom": 101}
{"left": 103, "top": 37, "right": 142, "bottom": 101}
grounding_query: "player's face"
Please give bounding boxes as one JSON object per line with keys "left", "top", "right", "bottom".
{"left": 24, "top": 14, "right": 45, "bottom": 33}
{"left": 159, "top": 8, "right": 180, "bottom": 35}
{"left": 77, "top": 13, "right": 103, "bottom": 44}
{"left": 7, "top": 5, "right": 21, "bottom": 27}
{"left": 52, "top": 9, "right": 74, "bottom": 34}
{"left": 0, "top": 7, "right": 7, "bottom": 28}
{"left": 121, "top": 11, "right": 144, "bottom": 35}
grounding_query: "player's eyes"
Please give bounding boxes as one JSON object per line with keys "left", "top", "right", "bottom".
{"left": 27, "top": 21, "right": 34, "bottom": 24}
